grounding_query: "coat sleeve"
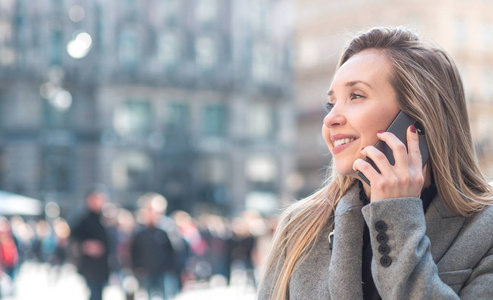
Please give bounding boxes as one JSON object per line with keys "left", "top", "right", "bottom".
{"left": 361, "top": 198, "right": 460, "bottom": 299}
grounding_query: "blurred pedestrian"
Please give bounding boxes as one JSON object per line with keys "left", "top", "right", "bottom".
{"left": 231, "top": 216, "right": 256, "bottom": 288}
{"left": 32, "top": 220, "right": 52, "bottom": 264}
{"left": 51, "top": 218, "right": 71, "bottom": 282}
{"left": 173, "top": 211, "right": 208, "bottom": 286}
{"left": 200, "top": 214, "right": 231, "bottom": 285}
{"left": 130, "top": 193, "right": 174, "bottom": 300}
{"left": 114, "top": 208, "right": 139, "bottom": 300}
{"left": 0, "top": 216, "right": 19, "bottom": 281}
{"left": 71, "top": 187, "right": 111, "bottom": 300}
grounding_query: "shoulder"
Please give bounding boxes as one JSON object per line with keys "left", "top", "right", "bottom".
{"left": 465, "top": 203, "right": 493, "bottom": 228}
{"left": 449, "top": 203, "right": 493, "bottom": 257}
{"left": 132, "top": 225, "right": 147, "bottom": 237}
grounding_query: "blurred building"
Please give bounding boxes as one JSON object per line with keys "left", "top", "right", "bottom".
{"left": 0, "top": 0, "right": 295, "bottom": 217}
{"left": 294, "top": 0, "right": 493, "bottom": 197}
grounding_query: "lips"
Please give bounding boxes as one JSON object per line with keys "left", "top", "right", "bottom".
{"left": 331, "top": 134, "right": 359, "bottom": 155}
{"left": 333, "top": 138, "right": 356, "bottom": 147}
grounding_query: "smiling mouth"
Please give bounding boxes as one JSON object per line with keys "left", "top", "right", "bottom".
{"left": 333, "top": 138, "right": 356, "bottom": 147}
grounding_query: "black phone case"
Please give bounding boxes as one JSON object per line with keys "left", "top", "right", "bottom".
{"left": 357, "top": 111, "right": 430, "bottom": 186}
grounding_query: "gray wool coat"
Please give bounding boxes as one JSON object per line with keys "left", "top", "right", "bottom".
{"left": 258, "top": 183, "right": 493, "bottom": 299}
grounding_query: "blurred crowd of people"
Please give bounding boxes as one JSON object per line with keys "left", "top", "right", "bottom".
{"left": 0, "top": 188, "right": 277, "bottom": 300}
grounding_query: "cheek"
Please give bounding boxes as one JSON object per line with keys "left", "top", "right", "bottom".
{"left": 356, "top": 109, "right": 398, "bottom": 145}
{"left": 322, "top": 124, "right": 332, "bottom": 148}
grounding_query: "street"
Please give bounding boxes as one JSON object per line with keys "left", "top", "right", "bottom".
{"left": 2, "top": 262, "right": 256, "bottom": 300}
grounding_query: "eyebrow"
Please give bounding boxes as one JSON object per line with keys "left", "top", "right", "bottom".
{"left": 327, "top": 80, "right": 373, "bottom": 97}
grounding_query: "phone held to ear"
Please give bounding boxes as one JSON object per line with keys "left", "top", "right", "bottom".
{"left": 357, "top": 111, "right": 430, "bottom": 186}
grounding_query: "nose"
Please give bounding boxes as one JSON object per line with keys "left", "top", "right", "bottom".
{"left": 323, "top": 105, "right": 346, "bottom": 128}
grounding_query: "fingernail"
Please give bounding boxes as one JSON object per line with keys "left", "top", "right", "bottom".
{"left": 378, "top": 130, "right": 385, "bottom": 134}
{"left": 410, "top": 125, "right": 416, "bottom": 133}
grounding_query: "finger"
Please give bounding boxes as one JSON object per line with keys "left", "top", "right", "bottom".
{"left": 360, "top": 145, "right": 395, "bottom": 175}
{"left": 375, "top": 130, "right": 409, "bottom": 168}
{"left": 353, "top": 157, "right": 381, "bottom": 184}
{"left": 406, "top": 124, "right": 423, "bottom": 169}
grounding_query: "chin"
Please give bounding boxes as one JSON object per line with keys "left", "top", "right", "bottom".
{"left": 334, "top": 165, "right": 355, "bottom": 177}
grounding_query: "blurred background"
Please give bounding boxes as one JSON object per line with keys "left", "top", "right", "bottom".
{"left": 0, "top": 0, "right": 493, "bottom": 299}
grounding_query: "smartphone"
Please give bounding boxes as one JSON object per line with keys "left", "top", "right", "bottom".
{"left": 357, "top": 111, "right": 430, "bottom": 186}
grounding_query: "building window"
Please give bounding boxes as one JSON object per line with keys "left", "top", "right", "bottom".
{"left": 50, "top": 30, "right": 63, "bottom": 66}
{"left": 0, "top": 46, "right": 15, "bottom": 66}
{"left": 196, "top": 0, "right": 217, "bottom": 24}
{"left": 245, "top": 154, "right": 277, "bottom": 184}
{"left": 245, "top": 191, "right": 278, "bottom": 214}
{"left": 197, "top": 155, "right": 229, "bottom": 207}
{"left": 199, "top": 155, "right": 227, "bottom": 184}
{"left": 250, "top": 0, "right": 269, "bottom": 33}
{"left": 119, "top": 28, "right": 138, "bottom": 70}
{"left": 164, "top": 102, "right": 190, "bottom": 135}
{"left": 44, "top": 96, "right": 72, "bottom": 129}
{"left": 162, "top": 0, "right": 179, "bottom": 20}
{"left": 0, "top": 0, "right": 15, "bottom": 12}
{"left": 124, "top": 0, "right": 137, "bottom": 17}
{"left": 42, "top": 147, "right": 73, "bottom": 192}
{"left": 248, "top": 103, "right": 276, "bottom": 140}
{"left": 112, "top": 151, "right": 152, "bottom": 191}
{"left": 114, "top": 99, "right": 152, "bottom": 136}
{"left": 202, "top": 103, "right": 227, "bottom": 136}
{"left": 195, "top": 36, "right": 217, "bottom": 71}
{"left": 0, "top": 19, "right": 8, "bottom": 37}
{"left": 252, "top": 43, "right": 273, "bottom": 83}
{"left": 150, "top": 0, "right": 179, "bottom": 26}
{"left": 158, "top": 32, "right": 179, "bottom": 69}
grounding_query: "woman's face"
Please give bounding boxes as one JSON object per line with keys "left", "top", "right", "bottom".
{"left": 322, "top": 49, "right": 400, "bottom": 178}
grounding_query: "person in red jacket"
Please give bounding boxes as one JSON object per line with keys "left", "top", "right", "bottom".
{"left": 0, "top": 216, "right": 18, "bottom": 280}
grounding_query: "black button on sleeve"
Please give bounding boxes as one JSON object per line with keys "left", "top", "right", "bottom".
{"left": 378, "top": 244, "right": 391, "bottom": 255}
{"left": 375, "top": 221, "right": 388, "bottom": 232}
{"left": 376, "top": 232, "right": 388, "bottom": 244}
{"left": 380, "top": 255, "right": 392, "bottom": 267}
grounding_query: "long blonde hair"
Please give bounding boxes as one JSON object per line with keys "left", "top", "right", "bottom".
{"left": 259, "top": 27, "right": 493, "bottom": 299}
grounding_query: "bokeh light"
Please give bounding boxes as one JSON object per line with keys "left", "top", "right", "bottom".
{"left": 67, "top": 32, "right": 92, "bottom": 59}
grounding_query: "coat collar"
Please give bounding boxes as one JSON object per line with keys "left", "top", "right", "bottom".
{"left": 425, "top": 194, "right": 465, "bottom": 264}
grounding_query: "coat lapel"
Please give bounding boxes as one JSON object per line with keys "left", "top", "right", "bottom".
{"left": 425, "top": 195, "right": 465, "bottom": 265}
{"left": 328, "top": 184, "right": 365, "bottom": 300}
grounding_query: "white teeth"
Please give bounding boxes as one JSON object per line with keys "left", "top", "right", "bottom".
{"left": 334, "top": 138, "right": 355, "bottom": 147}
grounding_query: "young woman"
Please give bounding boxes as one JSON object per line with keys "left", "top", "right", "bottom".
{"left": 258, "top": 27, "right": 493, "bottom": 299}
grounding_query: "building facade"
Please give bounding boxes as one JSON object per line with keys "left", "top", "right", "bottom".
{"left": 0, "top": 0, "right": 295, "bottom": 217}
{"left": 294, "top": 0, "right": 493, "bottom": 197}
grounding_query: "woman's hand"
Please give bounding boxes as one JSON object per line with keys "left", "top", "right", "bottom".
{"left": 353, "top": 125, "right": 425, "bottom": 202}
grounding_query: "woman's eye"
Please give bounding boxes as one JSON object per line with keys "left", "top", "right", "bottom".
{"left": 325, "top": 102, "right": 335, "bottom": 112}
{"left": 350, "top": 93, "right": 363, "bottom": 100}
